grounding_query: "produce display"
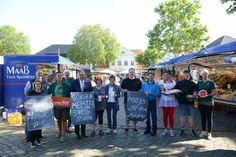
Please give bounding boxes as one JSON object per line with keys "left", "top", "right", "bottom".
{"left": 209, "top": 70, "right": 236, "bottom": 89}
{"left": 209, "top": 70, "right": 236, "bottom": 103}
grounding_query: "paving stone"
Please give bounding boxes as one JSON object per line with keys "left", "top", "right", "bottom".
{"left": 0, "top": 98, "right": 236, "bottom": 156}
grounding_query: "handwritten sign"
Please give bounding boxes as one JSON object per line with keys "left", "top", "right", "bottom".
{"left": 70, "top": 92, "right": 95, "bottom": 125}
{"left": 127, "top": 91, "right": 148, "bottom": 121}
{"left": 52, "top": 96, "right": 71, "bottom": 108}
{"left": 25, "top": 95, "right": 55, "bottom": 131}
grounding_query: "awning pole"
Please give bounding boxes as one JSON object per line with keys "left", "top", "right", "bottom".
{"left": 57, "top": 64, "right": 60, "bottom": 72}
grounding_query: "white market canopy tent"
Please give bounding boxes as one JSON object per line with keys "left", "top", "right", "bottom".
{"left": 119, "top": 69, "right": 129, "bottom": 74}
{"left": 97, "top": 69, "right": 117, "bottom": 75}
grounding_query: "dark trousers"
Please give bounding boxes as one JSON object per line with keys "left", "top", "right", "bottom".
{"left": 68, "top": 119, "right": 71, "bottom": 128}
{"left": 107, "top": 103, "right": 118, "bottom": 129}
{"left": 96, "top": 110, "right": 104, "bottom": 124}
{"left": 29, "top": 129, "right": 41, "bottom": 143}
{"left": 146, "top": 99, "right": 157, "bottom": 131}
{"left": 74, "top": 125, "right": 86, "bottom": 135}
{"left": 199, "top": 104, "right": 214, "bottom": 133}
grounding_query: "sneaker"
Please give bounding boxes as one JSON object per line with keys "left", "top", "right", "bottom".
{"left": 180, "top": 129, "right": 185, "bottom": 137}
{"left": 113, "top": 129, "right": 117, "bottom": 134}
{"left": 170, "top": 129, "right": 174, "bottom": 137}
{"left": 207, "top": 133, "right": 213, "bottom": 140}
{"left": 59, "top": 135, "right": 64, "bottom": 142}
{"left": 162, "top": 129, "right": 168, "bottom": 136}
{"left": 133, "top": 128, "right": 138, "bottom": 134}
{"left": 124, "top": 128, "right": 129, "bottom": 134}
{"left": 199, "top": 131, "right": 207, "bottom": 138}
{"left": 36, "top": 139, "right": 41, "bottom": 146}
{"left": 189, "top": 129, "right": 197, "bottom": 137}
{"left": 90, "top": 131, "right": 95, "bottom": 137}
{"left": 106, "top": 129, "right": 112, "bottom": 134}
{"left": 30, "top": 142, "right": 36, "bottom": 149}
{"left": 99, "top": 130, "right": 104, "bottom": 136}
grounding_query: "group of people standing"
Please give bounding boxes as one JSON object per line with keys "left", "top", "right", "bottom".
{"left": 24, "top": 67, "right": 216, "bottom": 149}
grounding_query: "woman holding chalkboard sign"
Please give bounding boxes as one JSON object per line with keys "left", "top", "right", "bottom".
{"left": 91, "top": 77, "right": 106, "bottom": 136}
{"left": 105, "top": 75, "right": 120, "bottom": 134}
{"left": 27, "top": 80, "right": 44, "bottom": 149}
{"left": 48, "top": 72, "right": 70, "bottom": 142}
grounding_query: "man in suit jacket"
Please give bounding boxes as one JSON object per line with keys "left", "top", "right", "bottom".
{"left": 71, "top": 70, "right": 93, "bottom": 139}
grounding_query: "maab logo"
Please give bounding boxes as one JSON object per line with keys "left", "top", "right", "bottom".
{"left": 6, "top": 64, "right": 30, "bottom": 75}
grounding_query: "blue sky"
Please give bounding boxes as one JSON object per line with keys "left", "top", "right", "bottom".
{"left": 0, "top": 0, "right": 235, "bottom": 53}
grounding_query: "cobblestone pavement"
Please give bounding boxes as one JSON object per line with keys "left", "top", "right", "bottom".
{"left": 0, "top": 98, "right": 236, "bottom": 157}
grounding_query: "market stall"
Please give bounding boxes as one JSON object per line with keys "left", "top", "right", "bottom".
{"left": 150, "top": 41, "right": 236, "bottom": 109}
{"left": 191, "top": 55, "right": 236, "bottom": 108}
{"left": 2, "top": 55, "right": 78, "bottom": 109}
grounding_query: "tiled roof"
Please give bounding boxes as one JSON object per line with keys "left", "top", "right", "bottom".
{"left": 130, "top": 49, "right": 142, "bottom": 55}
{"left": 35, "top": 44, "right": 72, "bottom": 57}
{"left": 206, "top": 35, "right": 236, "bottom": 48}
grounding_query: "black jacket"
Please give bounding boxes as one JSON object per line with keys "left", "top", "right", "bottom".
{"left": 70, "top": 79, "right": 93, "bottom": 92}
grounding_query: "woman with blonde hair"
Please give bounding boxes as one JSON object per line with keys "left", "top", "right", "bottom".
{"left": 197, "top": 69, "right": 216, "bottom": 140}
{"left": 159, "top": 72, "right": 179, "bottom": 137}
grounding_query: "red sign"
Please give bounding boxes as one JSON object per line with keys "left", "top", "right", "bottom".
{"left": 52, "top": 96, "right": 71, "bottom": 108}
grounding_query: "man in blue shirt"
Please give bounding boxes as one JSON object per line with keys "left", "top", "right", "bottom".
{"left": 141, "top": 72, "right": 161, "bottom": 136}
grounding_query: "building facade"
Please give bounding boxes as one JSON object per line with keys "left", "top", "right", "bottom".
{"left": 109, "top": 47, "right": 141, "bottom": 73}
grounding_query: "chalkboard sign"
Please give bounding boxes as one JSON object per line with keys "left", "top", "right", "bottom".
{"left": 127, "top": 91, "right": 148, "bottom": 121}
{"left": 25, "top": 95, "right": 55, "bottom": 131}
{"left": 71, "top": 92, "right": 95, "bottom": 125}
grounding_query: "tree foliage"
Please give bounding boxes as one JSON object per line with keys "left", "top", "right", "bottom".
{"left": 68, "top": 24, "right": 120, "bottom": 66}
{"left": 148, "top": 0, "right": 209, "bottom": 57}
{"left": 135, "top": 48, "right": 164, "bottom": 67}
{"left": 0, "top": 25, "right": 31, "bottom": 55}
{"left": 221, "top": 0, "right": 236, "bottom": 14}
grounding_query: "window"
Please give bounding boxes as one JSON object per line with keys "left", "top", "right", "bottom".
{"left": 131, "top": 61, "right": 134, "bottom": 66}
{"left": 111, "top": 62, "right": 115, "bottom": 66}
{"left": 118, "top": 61, "right": 121, "bottom": 66}
{"left": 124, "top": 61, "right": 128, "bottom": 66}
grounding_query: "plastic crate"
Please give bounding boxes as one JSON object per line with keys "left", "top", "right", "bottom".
{"left": 7, "top": 112, "right": 23, "bottom": 126}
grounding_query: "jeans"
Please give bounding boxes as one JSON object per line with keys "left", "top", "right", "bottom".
{"left": 146, "top": 99, "right": 157, "bottom": 131}
{"left": 107, "top": 102, "right": 118, "bottom": 129}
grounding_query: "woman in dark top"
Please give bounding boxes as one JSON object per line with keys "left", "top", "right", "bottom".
{"left": 27, "top": 80, "right": 44, "bottom": 149}
{"left": 197, "top": 69, "right": 216, "bottom": 140}
{"left": 91, "top": 77, "right": 106, "bottom": 136}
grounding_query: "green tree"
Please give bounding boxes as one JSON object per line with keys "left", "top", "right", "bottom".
{"left": 135, "top": 48, "right": 164, "bottom": 67}
{"left": 221, "top": 0, "right": 236, "bottom": 14}
{"left": 0, "top": 25, "right": 31, "bottom": 55}
{"left": 148, "top": 0, "right": 209, "bottom": 57}
{"left": 68, "top": 24, "right": 120, "bottom": 66}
